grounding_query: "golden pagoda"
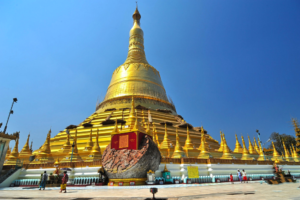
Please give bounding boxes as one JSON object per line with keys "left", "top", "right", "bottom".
{"left": 257, "top": 138, "right": 265, "bottom": 161}
{"left": 248, "top": 136, "right": 258, "bottom": 155}
{"left": 217, "top": 132, "right": 224, "bottom": 152}
{"left": 5, "top": 138, "right": 19, "bottom": 165}
{"left": 19, "top": 133, "right": 32, "bottom": 163}
{"left": 86, "top": 129, "right": 102, "bottom": 162}
{"left": 233, "top": 134, "right": 243, "bottom": 153}
{"left": 30, "top": 7, "right": 220, "bottom": 163}
{"left": 241, "top": 136, "right": 252, "bottom": 160}
{"left": 5, "top": 145, "right": 11, "bottom": 161}
{"left": 84, "top": 129, "right": 94, "bottom": 151}
{"left": 59, "top": 130, "right": 72, "bottom": 155}
{"left": 160, "top": 123, "right": 173, "bottom": 157}
{"left": 271, "top": 141, "right": 283, "bottom": 162}
{"left": 197, "top": 128, "right": 211, "bottom": 159}
{"left": 183, "top": 126, "right": 198, "bottom": 157}
{"left": 220, "top": 133, "right": 233, "bottom": 159}
{"left": 291, "top": 144, "right": 300, "bottom": 162}
{"left": 171, "top": 128, "right": 186, "bottom": 158}
{"left": 253, "top": 137, "right": 260, "bottom": 153}
{"left": 32, "top": 129, "right": 54, "bottom": 164}
{"left": 282, "top": 141, "right": 293, "bottom": 162}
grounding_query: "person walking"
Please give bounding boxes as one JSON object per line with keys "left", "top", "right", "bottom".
{"left": 237, "top": 170, "right": 242, "bottom": 183}
{"left": 242, "top": 169, "right": 248, "bottom": 183}
{"left": 39, "top": 171, "right": 48, "bottom": 190}
{"left": 230, "top": 173, "right": 234, "bottom": 184}
{"left": 59, "top": 171, "right": 68, "bottom": 193}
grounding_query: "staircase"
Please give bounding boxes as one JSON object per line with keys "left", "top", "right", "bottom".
{"left": 267, "top": 171, "right": 295, "bottom": 184}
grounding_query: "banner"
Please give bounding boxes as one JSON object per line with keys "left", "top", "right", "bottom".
{"left": 187, "top": 166, "right": 199, "bottom": 178}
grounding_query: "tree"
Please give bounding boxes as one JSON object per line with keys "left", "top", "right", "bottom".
{"left": 267, "top": 132, "right": 296, "bottom": 155}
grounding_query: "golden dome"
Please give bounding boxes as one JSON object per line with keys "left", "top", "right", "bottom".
{"left": 96, "top": 7, "right": 176, "bottom": 114}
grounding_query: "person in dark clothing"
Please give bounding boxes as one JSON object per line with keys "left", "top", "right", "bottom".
{"left": 39, "top": 171, "right": 48, "bottom": 190}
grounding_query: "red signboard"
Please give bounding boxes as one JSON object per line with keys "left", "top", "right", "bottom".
{"left": 111, "top": 132, "right": 137, "bottom": 150}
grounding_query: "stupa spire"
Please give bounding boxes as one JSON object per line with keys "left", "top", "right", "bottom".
{"left": 248, "top": 135, "right": 257, "bottom": 154}
{"left": 253, "top": 137, "right": 259, "bottom": 153}
{"left": 217, "top": 131, "right": 224, "bottom": 152}
{"left": 183, "top": 126, "right": 194, "bottom": 150}
{"left": 271, "top": 141, "right": 282, "bottom": 162}
{"left": 257, "top": 138, "right": 265, "bottom": 161}
{"left": 123, "top": 6, "right": 148, "bottom": 65}
{"left": 291, "top": 144, "right": 300, "bottom": 161}
{"left": 160, "top": 123, "right": 172, "bottom": 150}
{"left": 20, "top": 133, "right": 31, "bottom": 155}
{"left": 172, "top": 128, "right": 185, "bottom": 158}
{"left": 198, "top": 127, "right": 211, "bottom": 159}
{"left": 220, "top": 132, "right": 232, "bottom": 159}
{"left": 87, "top": 129, "right": 102, "bottom": 162}
{"left": 233, "top": 134, "right": 243, "bottom": 153}
{"left": 282, "top": 141, "right": 292, "bottom": 161}
{"left": 241, "top": 136, "right": 252, "bottom": 160}
{"left": 84, "top": 129, "right": 94, "bottom": 151}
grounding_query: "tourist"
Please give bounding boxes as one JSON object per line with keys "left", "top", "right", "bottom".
{"left": 39, "top": 171, "right": 48, "bottom": 190}
{"left": 230, "top": 173, "right": 234, "bottom": 184}
{"left": 237, "top": 170, "right": 242, "bottom": 183}
{"left": 242, "top": 169, "right": 248, "bottom": 183}
{"left": 60, "top": 171, "right": 68, "bottom": 193}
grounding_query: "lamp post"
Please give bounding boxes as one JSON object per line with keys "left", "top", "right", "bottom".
{"left": 256, "top": 129, "right": 266, "bottom": 161}
{"left": 3, "top": 98, "right": 18, "bottom": 134}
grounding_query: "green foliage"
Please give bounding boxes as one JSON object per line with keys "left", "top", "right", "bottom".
{"left": 268, "top": 132, "right": 296, "bottom": 155}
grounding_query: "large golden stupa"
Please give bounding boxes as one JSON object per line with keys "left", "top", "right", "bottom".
{"left": 22, "top": 7, "right": 220, "bottom": 164}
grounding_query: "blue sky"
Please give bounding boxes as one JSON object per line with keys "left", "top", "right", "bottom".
{"left": 0, "top": 0, "right": 299, "bottom": 151}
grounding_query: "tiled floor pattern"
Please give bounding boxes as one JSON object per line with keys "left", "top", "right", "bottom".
{"left": 0, "top": 182, "right": 299, "bottom": 200}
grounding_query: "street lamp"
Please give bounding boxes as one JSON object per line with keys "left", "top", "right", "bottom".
{"left": 3, "top": 98, "right": 18, "bottom": 134}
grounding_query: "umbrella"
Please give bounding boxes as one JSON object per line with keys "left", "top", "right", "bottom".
{"left": 60, "top": 168, "right": 72, "bottom": 171}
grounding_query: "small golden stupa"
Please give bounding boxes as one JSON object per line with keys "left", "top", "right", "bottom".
{"left": 241, "top": 136, "right": 252, "bottom": 160}
{"left": 233, "top": 134, "right": 243, "bottom": 153}
{"left": 271, "top": 141, "right": 283, "bottom": 162}
{"left": 220, "top": 133, "right": 233, "bottom": 159}
{"left": 19, "top": 133, "right": 32, "bottom": 164}
{"left": 198, "top": 127, "right": 211, "bottom": 159}
{"left": 5, "top": 138, "right": 19, "bottom": 165}
{"left": 171, "top": 128, "right": 185, "bottom": 158}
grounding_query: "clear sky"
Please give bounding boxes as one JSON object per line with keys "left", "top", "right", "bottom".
{"left": 0, "top": 0, "right": 300, "bottom": 151}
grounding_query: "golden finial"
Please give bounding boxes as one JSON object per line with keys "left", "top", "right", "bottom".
{"left": 291, "top": 144, "right": 299, "bottom": 161}
{"left": 233, "top": 134, "right": 243, "bottom": 153}
{"left": 172, "top": 128, "right": 185, "bottom": 158}
{"left": 257, "top": 138, "right": 265, "bottom": 161}
{"left": 132, "top": 4, "right": 141, "bottom": 25}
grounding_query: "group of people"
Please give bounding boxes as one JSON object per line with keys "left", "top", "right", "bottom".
{"left": 229, "top": 169, "right": 248, "bottom": 184}
{"left": 38, "top": 171, "right": 69, "bottom": 193}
